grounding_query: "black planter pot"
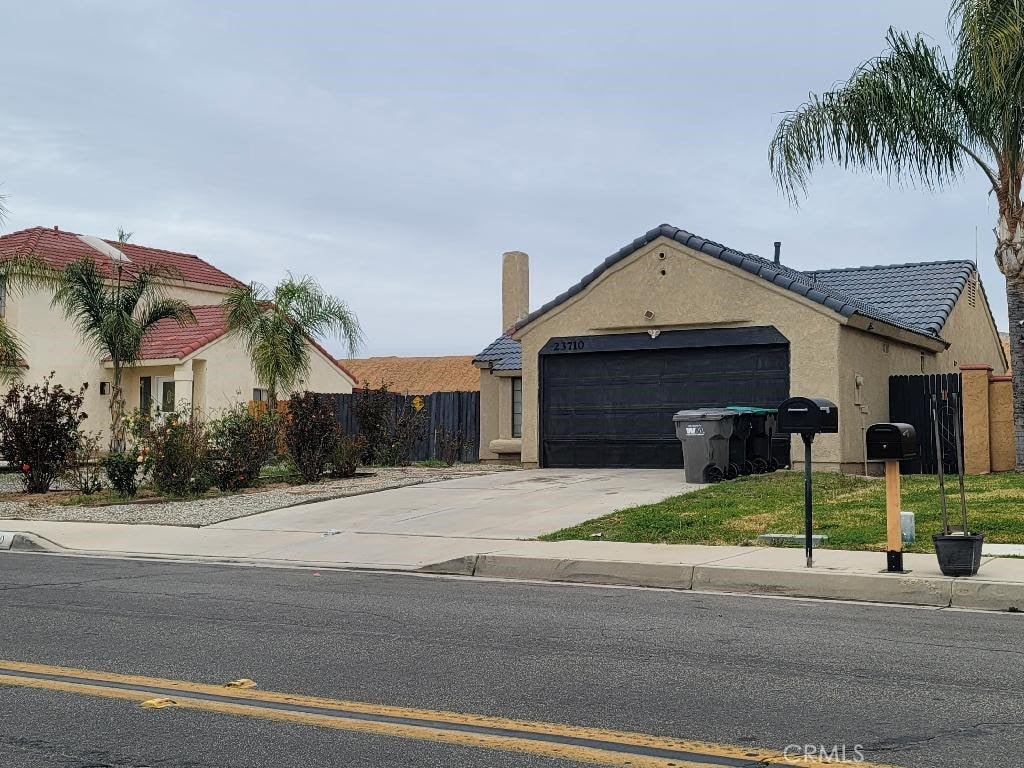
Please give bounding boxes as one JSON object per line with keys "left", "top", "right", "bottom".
{"left": 933, "top": 533, "right": 984, "bottom": 577}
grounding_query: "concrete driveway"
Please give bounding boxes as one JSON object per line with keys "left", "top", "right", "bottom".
{"left": 210, "top": 468, "right": 691, "bottom": 540}
{"left": 5, "top": 469, "right": 695, "bottom": 572}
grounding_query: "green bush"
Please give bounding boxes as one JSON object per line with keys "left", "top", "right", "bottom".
{"left": 146, "top": 413, "right": 212, "bottom": 497}
{"left": 103, "top": 452, "right": 141, "bottom": 498}
{"left": 0, "top": 374, "right": 88, "bottom": 493}
{"left": 285, "top": 392, "right": 340, "bottom": 483}
{"left": 208, "top": 406, "right": 277, "bottom": 491}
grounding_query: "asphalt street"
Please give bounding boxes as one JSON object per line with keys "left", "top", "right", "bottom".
{"left": 1, "top": 553, "right": 1022, "bottom": 767}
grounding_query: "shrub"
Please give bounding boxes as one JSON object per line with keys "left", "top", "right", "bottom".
{"left": 387, "top": 405, "right": 427, "bottom": 466}
{"left": 352, "top": 381, "right": 392, "bottom": 464}
{"left": 328, "top": 433, "right": 365, "bottom": 478}
{"left": 146, "top": 413, "right": 212, "bottom": 497}
{"left": 435, "top": 428, "right": 465, "bottom": 467}
{"left": 208, "top": 405, "right": 277, "bottom": 491}
{"left": 0, "top": 374, "right": 88, "bottom": 493}
{"left": 103, "top": 452, "right": 141, "bottom": 498}
{"left": 353, "top": 383, "right": 426, "bottom": 466}
{"left": 62, "top": 431, "right": 105, "bottom": 495}
{"left": 285, "top": 392, "right": 340, "bottom": 483}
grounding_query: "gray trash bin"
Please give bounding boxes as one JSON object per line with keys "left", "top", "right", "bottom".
{"left": 673, "top": 408, "right": 736, "bottom": 483}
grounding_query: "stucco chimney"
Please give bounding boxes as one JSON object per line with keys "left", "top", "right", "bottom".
{"left": 502, "top": 250, "right": 529, "bottom": 330}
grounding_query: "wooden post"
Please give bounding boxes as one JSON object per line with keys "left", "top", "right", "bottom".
{"left": 885, "top": 458, "right": 904, "bottom": 572}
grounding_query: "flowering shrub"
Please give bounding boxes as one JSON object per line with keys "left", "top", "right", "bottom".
{"left": 103, "top": 451, "right": 141, "bottom": 498}
{"left": 207, "top": 405, "right": 277, "bottom": 491}
{"left": 285, "top": 392, "right": 340, "bottom": 483}
{"left": 145, "top": 412, "right": 212, "bottom": 497}
{"left": 0, "top": 374, "right": 88, "bottom": 493}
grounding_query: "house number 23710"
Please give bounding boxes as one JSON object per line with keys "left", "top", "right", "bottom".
{"left": 552, "top": 339, "right": 585, "bottom": 352}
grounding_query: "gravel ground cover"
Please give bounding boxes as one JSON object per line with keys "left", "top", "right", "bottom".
{"left": 0, "top": 464, "right": 517, "bottom": 527}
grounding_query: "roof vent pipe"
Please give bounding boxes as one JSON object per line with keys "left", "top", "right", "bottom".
{"left": 773, "top": 241, "right": 781, "bottom": 265}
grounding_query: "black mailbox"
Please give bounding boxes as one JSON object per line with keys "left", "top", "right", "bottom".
{"left": 776, "top": 396, "right": 839, "bottom": 435}
{"left": 866, "top": 422, "right": 918, "bottom": 461}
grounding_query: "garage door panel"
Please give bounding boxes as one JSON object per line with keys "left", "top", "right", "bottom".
{"left": 540, "top": 331, "right": 790, "bottom": 469}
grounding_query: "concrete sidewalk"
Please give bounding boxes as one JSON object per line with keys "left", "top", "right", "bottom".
{"left": 4, "top": 518, "right": 1024, "bottom": 612}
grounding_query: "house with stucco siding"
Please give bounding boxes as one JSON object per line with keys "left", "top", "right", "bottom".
{"left": 474, "top": 224, "right": 1006, "bottom": 472}
{"left": 0, "top": 226, "right": 355, "bottom": 440}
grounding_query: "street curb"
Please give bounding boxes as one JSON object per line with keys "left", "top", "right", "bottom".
{"left": 950, "top": 579, "right": 1024, "bottom": 612}
{"left": 8, "top": 532, "right": 58, "bottom": 552}
{"left": 421, "top": 554, "right": 1024, "bottom": 611}
{"left": 474, "top": 554, "right": 695, "bottom": 590}
{"left": 691, "top": 564, "right": 951, "bottom": 607}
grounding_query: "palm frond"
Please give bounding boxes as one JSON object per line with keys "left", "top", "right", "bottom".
{"left": 221, "top": 274, "right": 363, "bottom": 398}
{"left": 0, "top": 319, "right": 25, "bottom": 383}
{"left": 770, "top": 29, "right": 989, "bottom": 203}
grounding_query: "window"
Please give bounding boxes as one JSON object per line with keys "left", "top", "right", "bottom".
{"left": 139, "top": 376, "right": 152, "bottom": 414}
{"left": 160, "top": 380, "right": 176, "bottom": 413}
{"left": 253, "top": 388, "right": 269, "bottom": 402}
{"left": 511, "top": 377, "right": 523, "bottom": 438}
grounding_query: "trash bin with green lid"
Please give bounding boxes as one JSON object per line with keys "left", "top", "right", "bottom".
{"left": 727, "top": 406, "right": 779, "bottom": 473}
{"left": 673, "top": 408, "right": 736, "bottom": 483}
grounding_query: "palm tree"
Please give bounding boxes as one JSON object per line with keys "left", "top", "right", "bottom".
{"left": 769, "top": 0, "right": 1024, "bottom": 469}
{"left": 52, "top": 231, "right": 196, "bottom": 450}
{"left": 222, "top": 274, "right": 362, "bottom": 409}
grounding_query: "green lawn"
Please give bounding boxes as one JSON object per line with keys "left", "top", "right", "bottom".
{"left": 540, "top": 471, "right": 1024, "bottom": 553}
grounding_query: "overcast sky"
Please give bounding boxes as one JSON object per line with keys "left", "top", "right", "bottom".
{"left": 1, "top": 1, "right": 1004, "bottom": 357}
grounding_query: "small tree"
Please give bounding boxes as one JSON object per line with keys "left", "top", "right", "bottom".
{"left": 223, "top": 274, "right": 362, "bottom": 409}
{"left": 0, "top": 374, "right": 87, "bottom": 493}
{"left": 51, "top": 230, "right": 195, "bottom": 450}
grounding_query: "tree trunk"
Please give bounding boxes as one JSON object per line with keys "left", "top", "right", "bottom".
{"left": 109, "top": 362, "right": 126, "bottom": 453}
{"left": 1006, "top": 279, "right": 1024, "bottom": 471}
{"left": 996, "top": 202, "right": 1024, "bottom": 470}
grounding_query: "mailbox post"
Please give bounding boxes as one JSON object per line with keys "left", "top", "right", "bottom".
{"left": 777, "top": 397, "right": 839, "bottom": 568}
{"left": 866, "top": 423, "right": 918, "bottom": 573}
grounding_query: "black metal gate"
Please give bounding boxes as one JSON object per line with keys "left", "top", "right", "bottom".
{"left": 888, "top": 373, "right": 962, "bottom": 474}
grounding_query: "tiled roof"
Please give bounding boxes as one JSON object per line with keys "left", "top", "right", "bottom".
{"left": 136, "top": 304, "right": 229, "bottom": 360}
{"left": 476, "top": 224, "right": 985, "bottom": 367}
{"left": 512, "top": 224, "right": 967, "bottom": 339}
{"left": 344, "top": 355, "right": 480, "bottom": 393}
{"left": 806, "top": 261, "right": 976, "bottom": 337}
{"left": 0, "top": 226, "right": 242, "bottom": 289}
{"left": 473, "top": 335, "right": 522, "bottom": 372}
{"left": 119, "top": 305, "right": 357, "bottom": 385}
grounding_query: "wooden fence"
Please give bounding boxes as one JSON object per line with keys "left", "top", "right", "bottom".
{"left": 252, "top": 390, "right": 480, "bottom": 463}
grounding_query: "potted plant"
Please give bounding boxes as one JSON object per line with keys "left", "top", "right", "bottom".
{"left": 931, "top": 393, "right": 983, "bottom": 577}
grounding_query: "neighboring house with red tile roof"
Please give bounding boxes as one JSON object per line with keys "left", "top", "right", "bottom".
{"left": 344, "top": 356, "right": 480, "bottom": 394}
{"left": 0, "top": 226, "right": 354, "bottom": 438}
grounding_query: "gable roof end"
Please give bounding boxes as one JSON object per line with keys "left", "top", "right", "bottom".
{"left": 509, "top": 224, "right": 969, "bottom": 342}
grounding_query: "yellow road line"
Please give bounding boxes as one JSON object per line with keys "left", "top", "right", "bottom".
{"left": 0, "top": 660, "right": 899, "bottom": 768}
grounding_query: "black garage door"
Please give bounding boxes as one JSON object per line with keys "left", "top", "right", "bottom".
{"left": 539, "top": 327, "right": 790, "bottom": 468}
